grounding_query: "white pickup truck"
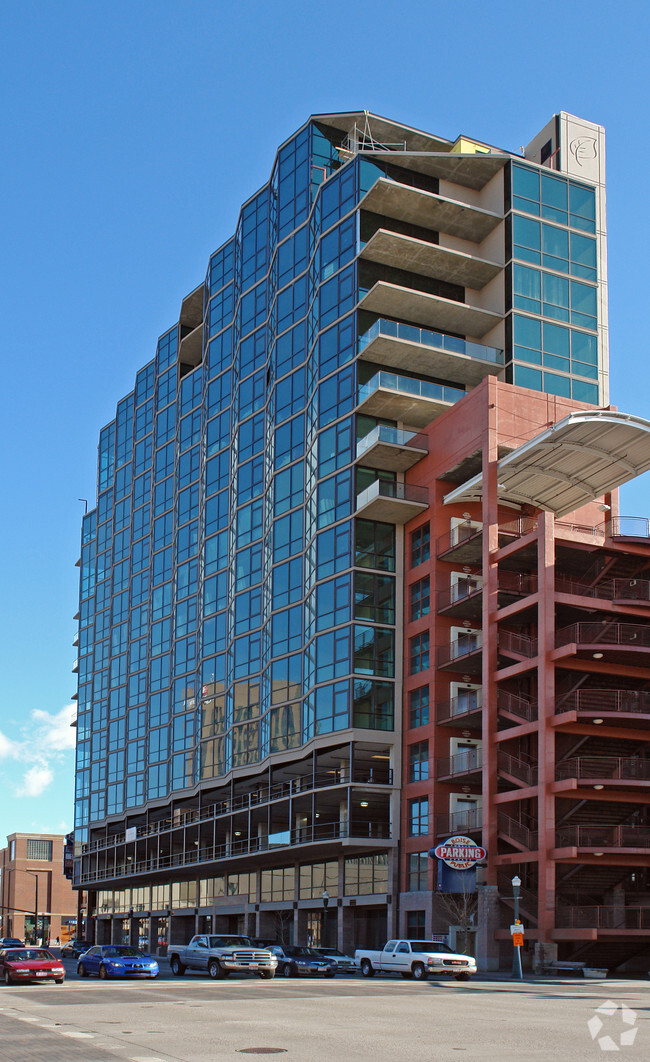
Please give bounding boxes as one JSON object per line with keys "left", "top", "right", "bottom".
{"left": 355, "top": 939, "right": 477, "bottom": 981}
{"left": 168, "top": 934, "right": 277, "bottom": 979}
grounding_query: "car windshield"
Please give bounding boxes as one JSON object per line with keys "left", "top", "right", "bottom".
{"left": 409, "top": 941, "right": 453, "bottom": 953}
{"left": 104, "top": 946, "right": 142, "bottom": 957}
{"left": 8, "top": 950, "right": 53, "bottom": 961}
{"left": 286, "top": 946, "right": 320, "bottom": 957}
{"left": 208, "top": 936, "right": 253, "bottom": 947}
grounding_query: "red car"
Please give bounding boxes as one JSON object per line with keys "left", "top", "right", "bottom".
{"left": 0, "top": 947, "right": 65, "bottom": 985}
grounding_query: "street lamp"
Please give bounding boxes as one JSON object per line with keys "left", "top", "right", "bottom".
{"left": 322, "top": 890, "right": 330, "bottom": 948}
{"left": 511, "top": 876, "right": 523, "bottom": 980}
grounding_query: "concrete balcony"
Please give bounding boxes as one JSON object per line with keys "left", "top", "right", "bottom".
{"left": 356, "top": 425, "right": 428, "bottom": 472}
{"left": 358, "top": 318, "right": 504, "bottom": 388}
{"left": 359, "top": 229, "right": 501, "bottom": 289}
{"left": 361, "top": 178, "right": 502, "bottom": 242}
{"left": 357, "top": 370, "right": 465, "bottom": 428}
{"left": 436, "top": 692, "right": 483, "bottom": 729}
{"left": 437, "top": 634, "right": 483, "bottom": 674}
{"left": 355, "top": 478, "right": 428, "bottom": 524}
{"left": 359, "top": 280, "right": 502, "bottom": 338}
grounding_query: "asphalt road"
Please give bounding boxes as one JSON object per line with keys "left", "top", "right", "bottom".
{"left": 0, "top": 958, "right": 648, "bottom": 1062}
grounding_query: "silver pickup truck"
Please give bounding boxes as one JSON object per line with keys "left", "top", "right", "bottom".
{"left": 168, "top": 934, "right": 277, "bottom": 979}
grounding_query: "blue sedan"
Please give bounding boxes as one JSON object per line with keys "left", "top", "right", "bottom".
{"left": 77, "top": 945, "right": 159, "bottom": 979}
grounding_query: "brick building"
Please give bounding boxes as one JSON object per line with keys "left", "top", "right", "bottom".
{"left": 0, "top": 833, "right": 80, "bottom": 944}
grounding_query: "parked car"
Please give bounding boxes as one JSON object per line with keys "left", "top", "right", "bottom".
{"left": 355, "top": 939, "right": 477, "bottom": 981}
{"left": 169, "top": 935, "right": 277, "bottom": 979}
{"left": 269, "top": 944, "right": 336, "bottom": 977}
{"left": 61, "top": 939, "right": 94, "bottom": 959}
{"left": 0, "top": 947, "right": 65, "bottom": 984}
{"left": 313, "top": 946, "right": 356, "bottom": 973}
{"left": 0, "top": 938, "right": 23, "bottom": 949}
{"left": 77, "top": 945, "right": 159, "bottom": 979}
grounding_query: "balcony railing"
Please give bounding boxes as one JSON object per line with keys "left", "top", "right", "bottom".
{"left": 555, "top": 576, "right": 650, "bottom": 604}
{"left": 555, "top": 824, "right": 650, "bottom": 849}
{"left": 357, "top": 370, "right": 465, "bottom": 408}
{"left": 497, "top": 813, "right": 538, "bottom": 850}
{"left": 436, "top": 693, "right": 483, "bottom": 722}
{"left": 556, "top": 689, "right": 650, "bottom": 716}
{"left": 358, "top": 318, "right": 504, "bottom": 366}
{"left": 498, "top": 751, "right": 538, "bottom": 787}
{"left": 437, "top": 633, "right": 483, "bottom": 668}
{"left": 555, "top": 756, "right": 650, "bottom": 782}
{"left": 437, "top": 747, "right": 483, "bottom": 778}
{"left": 81, "top": 768, "right": 393, "bottom": 854}
{"left": 435, "top": 808, "right": 483, "bottom": 835}
{"left": 437, "top": 579, "right": 483, "bottom": 611}
{"left": 79, "top": 820, "right": 392, "bottom": 884}
{"left": 607, "top": 517, "right": 650, "bottom": 540}
{"left": 499, "top": 630, "right": 538, "bottom": 658}
{"left": 436, "top": 517, "right": 539, "bottom": 558}
{"left": 556, "top": 906, "right": 650, "bottom": 930}
{"left": 556, "top": 622, "right": 650, "bottom": 650}
{"left": 497, "top": 690, "right": 537, "bottom": 722}
{"left": 356, "top": 425, "right": 428, "bottom": 460}
{"left": 356, "top": 478, "right": 428, "bottom": 509}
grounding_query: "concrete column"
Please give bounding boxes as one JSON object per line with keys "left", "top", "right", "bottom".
{"left": 340, "top": 906, "right": 355, "bottom": 956}
{"left": 537, "top": 510, "right": 556, "bottom": 941}
{"left": 476, "top": 885, "right": 500, "bottom": 971}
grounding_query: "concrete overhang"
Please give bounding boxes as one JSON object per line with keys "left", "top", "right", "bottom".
{"left": 360, "top": 229, "right": 501, "bottom": 289}
{"left": 361, "top": 151, "right": 509, "bottom": 190}
{"left": 443, "top": 410, "right": 650, "bottom": 518}
{"left": 359, "top": 281, "right": 502, "bottom": 337}
{"left": 359, "top": 332, "right": 503, "bottom": 387}
{"left": 360, "top": 179, "right": 502, "bottom": 241}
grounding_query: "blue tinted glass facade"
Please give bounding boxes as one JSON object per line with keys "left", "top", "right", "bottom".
{"left": 75, "top": 121, "right": 410, "bottom": 840}
{"left": 506, "top": 162, "right": 600, "bottom": 404}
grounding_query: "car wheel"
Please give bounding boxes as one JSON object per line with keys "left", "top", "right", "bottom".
{"left": 99, "top": 964, "right": 109, "bottom": 980}
{"left": 170, "top": 956, "right": 185, "bottom": 976}
{"left": 208, "top": 959, "right": 225, "bottom": 979}
{"left": 259, "top": 969, "right": 275, "bottom": 979}
{"left": 324, "top": 970, "right": 335, "bottom": 978}
{"left": 282, "top": 963, "right": 294, "bottom": 977}
{"left": 77, "top": 963, "right": 89, "bottom": 977}
{"left": 412, "top": 962, "right": 428, "bottom": 981}
{"left": 360, "top": 959, "right": 374, "bottom": 978}
{"left": 55, "top": 979, "right": 64, "bottom": 984}
{"left": 455, "top": 973, "right": 471, "bottom": 981}
{"left": 3, "top": 970, "right": 12, "bottom": 985}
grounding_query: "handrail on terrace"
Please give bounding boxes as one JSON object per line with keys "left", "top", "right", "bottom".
{"left": 555, "top": 575, "right": 650, "bottom": 603}
{"left": 556, "top": 689, "right": 650, "bottom": 715}
{"left": 607, "top": 516, "right": 650, "bottom": 540}
{"left": 555, "top": 824, "right": 650, "bottom": 848}
{"left": 556, "top": 622, "right": 650, "bottom": 650}
{"left": 556, "top": 906, "right": 650, "bottom": 929}
{"left": 356, "top": 425, "right": 428, "bottom": 459}
{"left": 555, "top": 756, "right": 650, "bottom": 782}
{"left": 358, "top": 318, "right": 504, "bottom": 365}
{"left": 358, "top": 370, "right": 465, "bottom": 407}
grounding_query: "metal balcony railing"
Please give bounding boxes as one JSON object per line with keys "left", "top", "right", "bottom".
{"left": 497, "top": 813, "right": 538, "bottom": 850}
{"left": 356, "top": 478, "right": 429, "bottom": 509}
{"left": 356, "top": 425, "right": 428, "bottom": 460}
{"left": 499, "top": 630, "right": 538, "bottom": 658}
{"left": 437, "top": 747, "right": 483, "bottom": 778}
{"left": 555, "top": 756, "right": 650, "bottom": 782}
{"left": 435, "top": 808, "right": 483, "bottom": 835}
{"left": 497, "top": 751, "right": 538, "bottom": 787}
{"left": 556, "top": 906, "right": 650, "bottom": 930}
{"left": 436, "top": 693, "right": 483, "bottom": 722}
{"left": 555, "top": 824, "right": 650, "bottom": 849}
{"left": 556, "top": 689, "right": 650, "bottom": 716}
{"left": 81, "top": 768, "right": 393, "bottom": 854}
{"left": 437, "top": 633, "right": 483, "bottom": 668}
{"left": 437, "top": 579, "right": 483, "bottom": 611}
{"left": 358, "top": 370, "right": 465, "bottom": 408}
{"left": 555, "top": 576, "right": 650, "bottom": 604}
{"left": 497, "top": 691, "right": 537, "bottom": 722}
{"left": 556, "top": 622, "right": 650, "bottom": 650}
{"left": 607, "top": 517, "right": 650, "bottom": 540}
{"left": 79, "top": 820, "right": 392, "bottom": 884}
{"left": 358, "top": 318, "right": 504, "bottom": 365}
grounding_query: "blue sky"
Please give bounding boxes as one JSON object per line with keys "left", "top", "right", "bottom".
{"left": 0, "top": 0, "right": 648, "bottom": 840}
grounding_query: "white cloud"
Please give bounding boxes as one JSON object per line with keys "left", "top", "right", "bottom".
{"left": 30, "top": 704, "right": 76, "bottom": 752}
{"left": 0, "top": 730, "right": 20, "bottom": 759}
{"left": 16, "top": 765, "right": 54, "bottom": 798}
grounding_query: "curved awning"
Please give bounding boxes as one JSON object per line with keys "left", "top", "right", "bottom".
{"left": 443, "top": 410, "right": 650, "bottom": 518}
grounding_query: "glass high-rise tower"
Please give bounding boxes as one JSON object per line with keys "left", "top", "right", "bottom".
{"left": 75, "top": 111, "right": 650, "bottom": 963}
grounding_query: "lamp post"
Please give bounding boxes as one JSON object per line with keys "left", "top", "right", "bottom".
{"left": 24, "top": 871, "right": 39, "bottom": 945}
{"left": 511, "top": 875, "right": 523, "bottom": 980}
{"left": 322, "top": 890, "right": 330, "bottom": 948}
